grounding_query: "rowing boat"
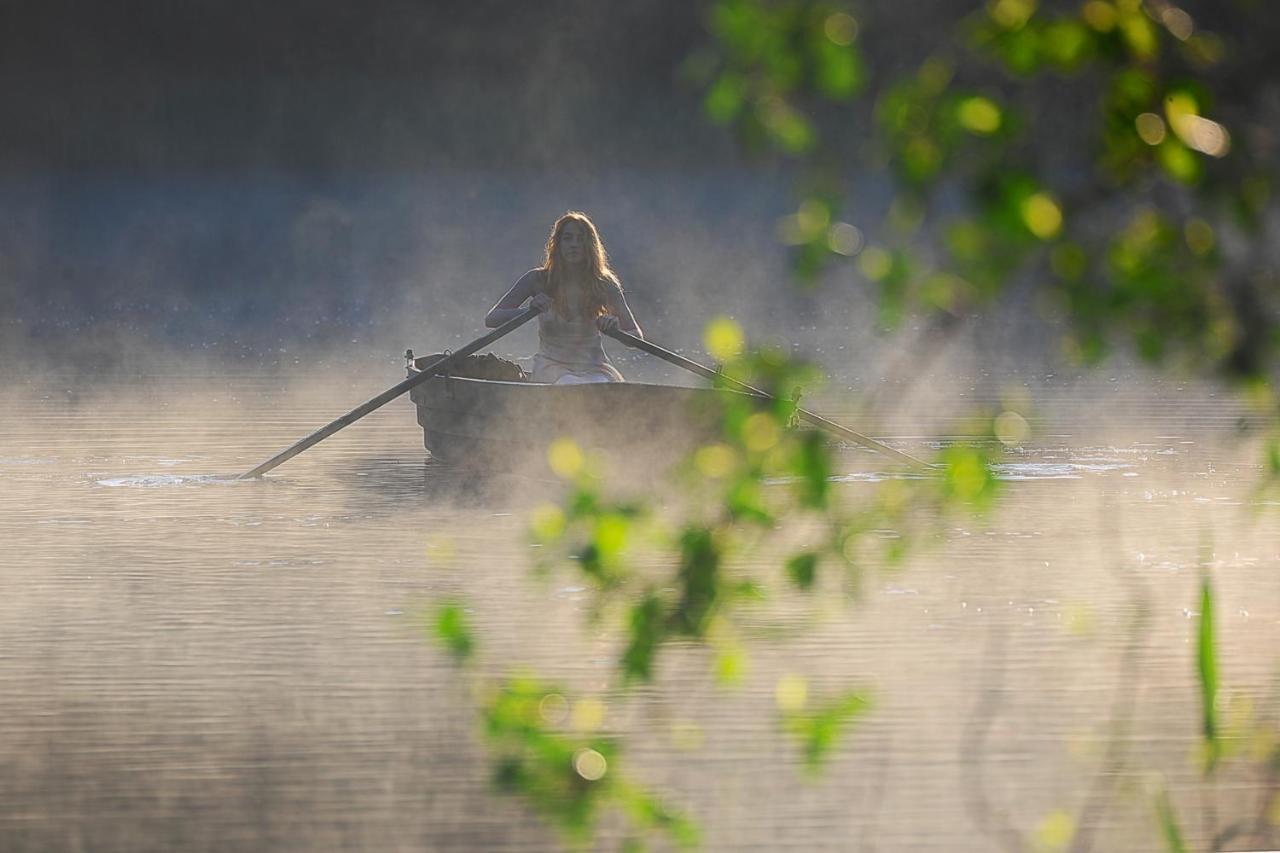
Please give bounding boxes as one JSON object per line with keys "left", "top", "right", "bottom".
{"left": 406, "top": 355, "right": 730, "bottom": 471}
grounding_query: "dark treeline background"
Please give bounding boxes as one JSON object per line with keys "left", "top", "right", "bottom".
{"left": 1, "top": 1, "right": 786, "bottom": 367}
{"left": 3, "top": 1, "right": 1276, "bottom": 373}
{"left": 2, "top": 0, "right": 718, "bottom": 174}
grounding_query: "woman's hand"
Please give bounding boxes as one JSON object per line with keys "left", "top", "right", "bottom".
{"left": 596, "top": 314, "right": 620, "bottom": 333}
{"left": 529, "top": 292, "right": 554, "bottom": 313}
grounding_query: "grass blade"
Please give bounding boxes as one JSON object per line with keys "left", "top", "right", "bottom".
{"left": 1196, "top": 575, "right": 1219, "bottom": 770}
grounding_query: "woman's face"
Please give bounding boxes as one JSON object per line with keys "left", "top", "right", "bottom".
{"left": 557, "top": 220, "right": 587, "bottom": 266}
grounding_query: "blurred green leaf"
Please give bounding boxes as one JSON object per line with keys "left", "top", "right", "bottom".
{"left": 1197, "top": 574, "right": 1220, "bottom": 770}
{"left": 955, "top": 95, "right": 1002, "bottom": 135}
{"left": 1154, "top": 786, "right": 1187, "bottom": 853}
{"left": 792, "top": 430, "right": 831, "bottom": 508}
{"left": 939, "top": 445, "right": 1001, "bottom": 511}
{"left": 673, "top": 526, "right": 723, "bottom": 636}
{"left": 1157, "top": 138, "right": 1201, "bottom": 183}
{"left": 782, "top": 689, "right": 872, "bottom": 772}
{"left": 433, "top": 603, "right": 475, "bottom": 662}
{"left": 622, "top": 592, "right": 667, "bottom": 683}
{"left": 1040, "top": 19, "right": 1092, "bottom": 69}
{"left": 785, "top": 551, "right": 819, "bottom": 589}
{"left": 618, "top": 780, "right": 701, "bottom": 849}
{"left": 758, "top": 97, "right": 816, "bottom": 154}
{"left": 715, "top": 644, "right": 747, "bottom": 685}
{"left": 812, "top": 39, "right": 863, "bottom": 99}
{"left": 480, "top": 676, "right": 695, "bottom": 847}
{"left": 1267, "top": 437, "right": 1280, "bottom": 476}
{"left": 726, "top": 479, "right": 775, "bottom": 524}
{"left": 705, "top": 72, "right": 748, "bottom": 123}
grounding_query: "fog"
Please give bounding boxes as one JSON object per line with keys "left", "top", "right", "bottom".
{"left": 3, "top": 2, "right": 1279, "bottom": 851}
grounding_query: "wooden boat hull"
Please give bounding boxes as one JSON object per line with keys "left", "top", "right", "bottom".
{"left": 407, "top": 373, "right": 731, "bottom": 473}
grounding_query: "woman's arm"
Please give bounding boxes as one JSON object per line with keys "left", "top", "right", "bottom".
{"left": 598, "top": 285, "right": 643, "bottom": 338}
{"left": 485, "top": 270, "right": 547, "bottom": 327}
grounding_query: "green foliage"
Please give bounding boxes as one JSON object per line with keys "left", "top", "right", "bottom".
{"left": 534, "top": 336, "right": 1000, "bottom": 689}
{"left": 425, "top": 5, "right": 1280, "bottom": 843}
{"left": 430, "top": 561, "right": 698, "bottom": 847}
{"left": 780, "top": 687, "right": 872, "bottom": 772}
{"left": 430, "top": 613, "right": 697, "bottom": 848}
{"left": 433, "top": 602, "right": 475, "bottom": 662}
{"left": 698, "top": 0, "right": 866, "bottom": 156}
{"left": 785, "top": 550, "right": 819, "bottom": 589}
{"left": 1196, "top": 573, "right": 1220, "bottom": 771}
{"left": 622, "top": 592, "right": 666, "bottom": 683}
{"left": 672, "top": 526, "right": 725, "bottom": 635}
{"left": 1154, "top": 785, "right": 1188, "bottom": 853}
{"left": 696, "top": 0, "right": 1273, "bottom": 378}
{"left": 939, "top": 442, "right": 1001, "bottom": 511}
{"left": 483, "top": 675, "right": 697, "bottom": 848}
{"left": 1056, "top": 208, "right": 1230, "bottom": 366}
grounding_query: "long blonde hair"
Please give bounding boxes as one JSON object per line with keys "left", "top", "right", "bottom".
{"left": 541, "top": 211, "right": 620, "bottom": 319}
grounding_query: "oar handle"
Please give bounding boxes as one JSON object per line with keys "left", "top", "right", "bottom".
{"left": 604, "top": 328, "right": 934, "bottom": 470}
{"left": 239, "top": 306, "right": 541, "bottom": 479}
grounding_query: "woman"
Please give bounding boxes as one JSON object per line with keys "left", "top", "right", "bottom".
{"left": 485, "top": 211, "right": 643, "bottom": 384}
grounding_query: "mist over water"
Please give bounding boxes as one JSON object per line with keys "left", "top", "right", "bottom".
{"left": 3, "top": 142, "right": 1276, "bottom": 853}
{"left": 1, "top": 359, "right": 1276, "bottom": 850}
{"left": 4, "top": 1, "right": 1280, "bottom": 848}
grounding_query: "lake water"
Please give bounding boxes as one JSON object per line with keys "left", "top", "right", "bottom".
{"left": 1, "top": 362, "right": 1277, "bottom": 851}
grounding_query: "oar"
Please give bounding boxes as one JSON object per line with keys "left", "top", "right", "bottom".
{"left": 604, "top": 328, "right": 934, "bottom": 470}
{"left": 239, "top": 307, "right": 541, "bottom": 479}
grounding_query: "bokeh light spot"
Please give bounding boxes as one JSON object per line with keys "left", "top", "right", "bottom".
{"left": 1064, "top": 603, "right": 1097, "bottom": 636}
{"left": 798, "top": 198, "right": 831, "bottom": 234}
{"left": 1175, "top": 115, "right": 1230, "bottom": 157}
{"left": 1135, "top": 112, "right": 1166, "bottom": 146}
{"left": 1021, "top": 193, "right": 1063, "bottom": 240}
{"left": 827, "top": 222, "right": 864, "bottom": 256}
{"left": 572, "top": 748, "right": 608, "bottom": 781}
{"left": 1034, "top": 809, "right": 1075, "bottom": 851}
{"left": 594, "top": 514, "right": 628, "bottom": 557}
{"left": 571, "top": 698, "right": 605, "bottom": 731}
{"left": 695, "top": 443, "right": 737, "bottom": 478}
{"left": 704, "top": 316, "right": 745, "bottom": 362}
{"left": 957, "top": 96, "right": 1002, "bottom": 134}
{"left": 547, "top": 438, "right": 584, "bottom": 479}
{"left": 716, "top": 647, "right": 746, "bottom": 685}
{"left": 530, "top": 503, "right": 566, "bottom": 541}
{"left": 921, "top": 273, "right": 969, "bottom": 312}
{"left": 1160, "top": 6, "right": 1194, "bottom": 40}
{"left": 1184, "top": 218, "right": 1215, "bottom": 256}
{"left": 539, "top": 692, "right": 568, "bottom": 724}
{"left": 823, "top": 12, "right": 858, "bottom": 45}
{"left": 918, "top": 57, "right": 953, "bottom": 95}
{"left": 1120, "top": 11, "right": 1157, "bottom": 58}
{"left": 857, "top": 246, "right": 893, "bottom": 281}
{"left": 994, "top": 411, "right": 1030, "bottom": 445}
{"left": 775, "top": 674, "right": 808, "bottom": 712}
{"left": 743, "top": 412, "right": 781, "bottom": 452}
{"left": 1082, "top": 1, "right": 1116, "bottom": 32}
{"left": 989, "top": 0, "right": 1036, "bottom": 31}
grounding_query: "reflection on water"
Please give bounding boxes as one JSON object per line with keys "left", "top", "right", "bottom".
{"left": 0, "top": 368, "right": 1277, "bottom": 851}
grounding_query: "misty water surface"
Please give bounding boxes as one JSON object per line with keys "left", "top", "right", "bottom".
{"left": 0, "top": 363, "right": 1276, "bottom": 851}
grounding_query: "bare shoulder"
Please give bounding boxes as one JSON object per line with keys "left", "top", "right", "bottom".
{"left": 519, "top": 268, "right": 548, "bottom": 293}
{"left": 602, "top": 275, "right": 626, "bottom": 297}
